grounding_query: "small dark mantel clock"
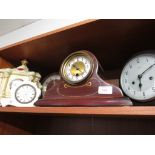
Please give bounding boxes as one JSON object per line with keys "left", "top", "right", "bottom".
{"left": 35, "top": 50, "right": 132, "bottom": 106}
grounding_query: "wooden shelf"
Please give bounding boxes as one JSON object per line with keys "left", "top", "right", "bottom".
{"left": 0, "top": 20, "right": 155, "bottom": 134}
{"left": 0, "top": 106, "right": 155, "bottom": 116}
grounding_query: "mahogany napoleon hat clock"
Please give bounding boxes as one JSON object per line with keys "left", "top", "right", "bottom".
{"left": 36, "top": 50, "right": 132, "bottom": 106}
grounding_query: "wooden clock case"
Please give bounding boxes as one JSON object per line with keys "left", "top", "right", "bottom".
{"left": 35, "top": 51, "right": 132, "bottom": 106}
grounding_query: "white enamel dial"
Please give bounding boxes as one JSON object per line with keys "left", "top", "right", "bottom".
{"left": 61, "top": 51, "right": 93, "bottom": 85}
{"left": 120, "top": 53, "right": 155, "bottom": 101}
{"left": 66, "top": 56, "right": 91, "bottom": 82}
{"left": 15, "top": 84, "right": 36, "bottom": 104}
{"left": 9, "top": 81, "right": 41, "bottom": 107}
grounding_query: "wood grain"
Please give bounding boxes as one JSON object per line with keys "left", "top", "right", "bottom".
{"left": 0, "top": 57, "right": 13, "bottom": 68}
{"left": 0, "top": 106, "right": 155, "bottom": 116}
{"left": 34, "top": 115, "right": 155, "bottom": 135}
{"left": 0, "top": 113, "right": 36, "bottom": 134}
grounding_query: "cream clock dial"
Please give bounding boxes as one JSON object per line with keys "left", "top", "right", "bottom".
{"left": 61, "top": 51, "right": 94, "bottom": 85}
{"left": 120, "top": 53, "right": 155, "bottom": 101}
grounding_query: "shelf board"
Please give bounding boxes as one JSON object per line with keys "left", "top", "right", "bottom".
{"left": 0, "top": 106, "right": 155, "bottom": 116}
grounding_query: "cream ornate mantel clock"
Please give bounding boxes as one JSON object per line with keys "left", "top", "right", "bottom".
{"left": 0, "top": 60, "right": 42, "bottom": 107}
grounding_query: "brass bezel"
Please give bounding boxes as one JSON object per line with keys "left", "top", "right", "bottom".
{"left": 60, "top": 50, "right": 94, "bottom": 85}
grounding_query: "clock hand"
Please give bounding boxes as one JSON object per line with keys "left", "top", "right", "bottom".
{"left": 73, "top": 64, "right": 82, "bottom": 73}
{"left": 139, "top": 80, "right": 142, "bottom": 91}
{"left": 137, "top": 63, "right": 155, "bottom": 90}
{"left": 137, "top": 74, "right": 143, "bottom": 91}
{"left": 138, "top": 63, "right": 155, "bottom": 78}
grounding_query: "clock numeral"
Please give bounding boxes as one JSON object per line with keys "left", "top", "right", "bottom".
{"left": 129, "top": 64, "right": 132, "bottom": 69}
{"left": 146, "top": 58, "right": 149, "bottom": 62}
{"left": 136, "top": 58, "right": 140, "bottom": 63}
{"left": 143, "top": 92, "right": 145, "bottom": 97}
{"left": 125, "top": 79, "right": 127, "bottom": 83}
{"left": 125, "top": 71, "right": 128, "bottom": 75}
{"left": 67, "top": 73, "right": 70, "bottom": 76}
{"left": 152, "top": 87, "right": 155, "bottom": 92}
{"left": 128, "top": 87, "right": 130, "bottom": 90}
{"left": 134, "top": 91, "right": 136, "bottom": 95}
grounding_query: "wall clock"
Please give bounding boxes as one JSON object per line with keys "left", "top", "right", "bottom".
{"left": 120, "top": 52, "right": 155, "bottom": 102}
{"left": 36, "top": 50, "right": 132, "bottom": 106}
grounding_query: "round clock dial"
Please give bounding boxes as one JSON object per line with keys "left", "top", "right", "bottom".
{"left": 15, "top": 84, "right": 36, "bottom": 104}
{"left": 60, "top": 51, "right": 94, "bottom": 85}
{"left": 120, "top": 53, "right": 155, "bottom": 101}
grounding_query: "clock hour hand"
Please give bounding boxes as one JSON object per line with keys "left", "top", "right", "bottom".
{"left": 73, "top": 64, "right": 82, "bottom": 73}
{"left": 139, "top": 81, "right": 142, "bottom": 91}
{"left": 137, "top": 75, "right": 142, "bottom": 91}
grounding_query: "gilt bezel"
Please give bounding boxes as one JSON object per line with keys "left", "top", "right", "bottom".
{"left": 60, "top": 50, "right": 94, "bottom": 85}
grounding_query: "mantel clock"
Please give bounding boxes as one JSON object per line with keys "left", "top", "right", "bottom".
{"left": 36, "top": 50, "right": 132, "bottom": 106}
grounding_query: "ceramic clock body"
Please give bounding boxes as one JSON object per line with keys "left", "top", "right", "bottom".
{"left": 120, "top": 53, "right": 155, "bottom": 102}
{"left": 61, "top": 51, "right": 94, "bottom": 85}
{"left": 10, "top": 79, "right": 23, "bottom": 89}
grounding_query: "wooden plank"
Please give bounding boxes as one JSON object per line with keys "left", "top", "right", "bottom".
{"left": 0, "top": 106, "right": 155, "bottom": 116}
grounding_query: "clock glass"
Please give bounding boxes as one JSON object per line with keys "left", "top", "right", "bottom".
{"left": 61, "top": 51, "right": 94, "bottom": 85}
{"left": 15, "top": 84, "right": 36, "bottom": 104}
{"left": 42, "top": 73, "right": 61, "bottom": 96}
{"left": 120, "top": 53, "right": 155, "bottom": 101}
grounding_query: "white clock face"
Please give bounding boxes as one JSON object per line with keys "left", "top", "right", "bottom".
{"left": 120, "top": 53, "right": 155, "bottom": 101}
{"left": 61, "top": 52, "right": 93, "bottom": 85}
{"left": 15, "top": 84, "right": 36, "bottom": 104}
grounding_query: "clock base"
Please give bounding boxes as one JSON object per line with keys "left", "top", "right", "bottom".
{"left": 35, "top": 74, "right": 133, "bottom": 107}
{"left": 36, "top": 97, "right": 132, "bottom": 106}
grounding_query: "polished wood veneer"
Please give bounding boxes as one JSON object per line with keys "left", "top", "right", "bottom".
{"left": 1, "top": 106, "right": 155, "bottom": 116}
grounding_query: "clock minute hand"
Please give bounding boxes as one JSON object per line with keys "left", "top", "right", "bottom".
{"left": 137, "top": 63, "right": 155, "bottom": 91}
{"left": 138, "top": 63, "right": 155, "bottom": 78}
